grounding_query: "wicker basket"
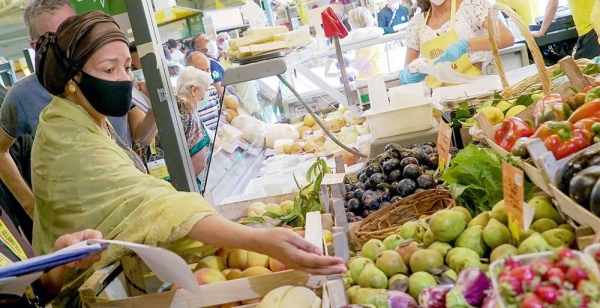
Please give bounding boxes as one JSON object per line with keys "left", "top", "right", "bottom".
{"left": 437, "top": 3, "right": 595, "bottom": 112}
{"left": 351, "top": 189, "right": 456, "bottom": 246}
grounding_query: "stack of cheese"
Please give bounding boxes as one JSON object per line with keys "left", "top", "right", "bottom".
{"left": 228, "top": 26, "right": 312, "bottom": 60}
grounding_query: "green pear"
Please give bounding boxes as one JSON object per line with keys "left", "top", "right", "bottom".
{"left": 358, "top": 263, "right": 388, "bottom": 289}
{"left": 442, "top": 269, "right": 458, "bottom": 281}
{"left": 349, "top": 257, "right": 373, "bottom": 283}
{"left": 423, "top": 229, "right": 437, "bottom": 247}
{"left": 389, "top": 273, "right": 409, "bottom": 289}
{"left": 450, "top": 206, "right": 473, "bottom": 224}
{"left": 429, "top": 210, "right": 466, "bottom": 242}
{"left": 542, "top": 229, "right": 575, "bottom": 248}
{"left": 456, "top": 257, "right": 484, "bottom": 273}
{"left": 529, "top": 195, "right": 564, "bottom": 224}
{"left": 558, "top": 224, "right": 576, "bottom": 232}
{"left": 399, "top": 221, "right": 426, "bottom": 242}
{"left": 343, "top": 278, "right": 353, "bottom": 288}
{"left": 408, "top": 272, "right": 437, "bottom": 300}
{"left": 346, "top": 285, "right": 361, "bottom": 303}
{"left": 468, "top": 211, "right": 491, "bottom": 228}
{"left": 351, "top": 288, "right": 387, "bottom": 306}
{"left": 445, "top": 247, "right": 480, "bottom": 272}
{"left": 383, "top": 234, "right": 404, "bottom": 250}
{"left": 409, "top": 249, "right": 444, "bottom": 273}
{"left": 483, "top": 218, "right": 511, "bottom": 249}
{"left": 455, "top": 225, "right": 488, "bottom": 257}
{"left": 518, "top": 228, "right": 536, "bottom": 246}
{"left": 428, "top": 241, "right": 452, "bottom": 258}
{"left": 361, "top": 239, "right": 386, "bottom": 261}
{"left": 517, "top": 232, "right": 552, "bottom": 254}
{"left": 530, "top": 218, "right": 559, "bottom": 233}
{"left": 491, "top": 201, "right": 508, "bottom": 225}
{"left": 490, "top": 244, "right": 518, "bottom": 263}
{"left": 376, "top": 250, "right": 408, "bottom": 277}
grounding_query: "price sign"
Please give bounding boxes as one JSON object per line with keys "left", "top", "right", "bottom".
{"left": 502, "top": 161, "right": 524, "bottom": 240}
{"left": 437, "top": 121, "right": 453, "bottom": 171}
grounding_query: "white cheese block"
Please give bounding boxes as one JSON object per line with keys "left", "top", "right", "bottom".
{"left": 247, "top": 26, "right": 289, "bottom": 36}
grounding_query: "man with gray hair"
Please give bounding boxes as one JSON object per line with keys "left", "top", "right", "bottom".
{"left": 0, "top": 0, "right": 136, "bottom": 221}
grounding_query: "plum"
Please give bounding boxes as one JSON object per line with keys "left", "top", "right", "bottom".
{"left": 403, "top": 164, "right": 422, "bottom": 180}
{"left": 397, "top": 179, "right": 417, "bottom": 197}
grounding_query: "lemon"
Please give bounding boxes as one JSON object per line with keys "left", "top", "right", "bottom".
{"left": 290, "top": 143, "right": 302, "bottom": 153}
{"left": 495, "top": 100, "right": 512, "bottom": 112}
{"left": 505, "top": 105, "right": 527, "bottom": 118}
{"left": 479, "top": 106, "right": 505, "bottom": 125}
{"left": 282, "top": 144, "right": 292, "bottom": 154}
{"left": 303, "top": 114, "right": 317, "bottom": 127}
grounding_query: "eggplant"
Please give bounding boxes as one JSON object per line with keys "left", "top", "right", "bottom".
{"left": 389, "top": 170, "right": 403, "bottom": 182}
{"left": 400, "top": 157, "right": 419, "bottom": 168}
{"left": 417, "top": 174, "right": 436, "bottom": 189}
{"left": 423, "top": 141, "right": 436, "bottom": 148}
{"left": 420, "top": 145, "right": 434, "bottom": 155}
{"left": 590, "top": 177, "right": 600, "bottom": 216}
{"left": 445, "top": 268, "right": 491, "bottom": 307}
{"left": 355, "top": 182, "right": 367, "bottom": 190}
{"left": 362, "top": 190, "right": 381, "bottom": 209}
{"left": 386, "top": 290, "right": 418, "bottom": 308}
{"left": 347, "top": 198, "right": 362, "bottom": 215}
{"left": 383, "top": 158, "right": 401, "bottom": 175}
{"left": 403, "top": 164, "right": 422, "bottom": 180}
{"left": 370, "top": 173, "right": 387, "bottom": 185}
{"left": 558, "top": 147, "right": 600, "bottom": 194}
{"left": 365, "top": 164, "right": 383, "bottom": 177}
{"left": 418, "top": 284, "right": 453, "bottom": 308}
{"left": 358, "top": 172, "right": 369, "bottom": 183}
{"left": 354, "top": 188, "right": 366, "bottom": 200}
{"left": 569, "top": 166, "right": 600, "bottom": 209}
{"left": 397, "top": 179, "right": 416, "bottom": 197}
{"left": 384, "top": 143, "right": 403, "bottom": 152}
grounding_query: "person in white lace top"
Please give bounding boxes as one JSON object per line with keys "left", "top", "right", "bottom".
{"left": 399, "top": 0, "right": 514, "bottom": 88}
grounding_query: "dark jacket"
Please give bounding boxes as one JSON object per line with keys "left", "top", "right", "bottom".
{"left": 377, "top": 5, "right": 410, "bottom": 34}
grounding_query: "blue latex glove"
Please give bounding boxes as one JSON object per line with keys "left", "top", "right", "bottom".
{"left": 435, "top": 39, "right": 469, "bottom": 63}
{"left": 593, "top": 56, "right": 600, "bottom": 64}
{"left": 399, "top": 67, "right": 426, "bottom": 84}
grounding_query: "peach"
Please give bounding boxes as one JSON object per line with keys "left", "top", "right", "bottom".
{"left": 227, "top": 249, "right": 270, "bottom": 270}
{"left": 240, "top": 266, "right": 272, "bottom": 278}
{"left": 269, "top": 258, "right": 287, "bottom": 272}
{"left": 193, "top": 268, "right": 226, "bottom": 285}
{"left": 222, "top": 268, "right": 243, "bottom": 280}
{"left": 197, "top": 256, "right": 225, "bottom": 272}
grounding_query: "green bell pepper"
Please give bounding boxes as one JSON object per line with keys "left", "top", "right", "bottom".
{"left": 586, "top": 86, "right": 600, "bottom": 102}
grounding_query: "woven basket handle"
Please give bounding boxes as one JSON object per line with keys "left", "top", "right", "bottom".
{"left": 487, "top": 3, "right": 551, "bottom": 96}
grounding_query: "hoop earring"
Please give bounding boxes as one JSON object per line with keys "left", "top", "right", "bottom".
{"left": 68, "top": 82, "right": 76, "bottom": 93}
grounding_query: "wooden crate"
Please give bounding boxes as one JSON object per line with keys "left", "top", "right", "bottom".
{"left": 80, "top": 266, "right": 347, "bottom": 308}
{"left": 217, "top": 193, "right": 296, "bottom": 221}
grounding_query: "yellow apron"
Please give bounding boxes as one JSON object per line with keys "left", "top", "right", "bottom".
{"left": 420, "top": 0, "right": 482, "bottom": 88}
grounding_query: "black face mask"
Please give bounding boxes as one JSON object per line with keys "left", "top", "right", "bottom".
{"left": 75, "top": 70, "right": 133, "bottom": 117}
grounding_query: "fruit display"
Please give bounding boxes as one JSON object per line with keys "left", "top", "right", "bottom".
{"left": 492, "top": 248, "right": 600, "bottom": 308}
{"left": 556, "top": 145, "right": 600, "bottom": 215}
{"left": 343, "top": 142, "right": 452, "bottom": 221}
{"left": 257, "top": 285, "right": 321, "bottom": 308}
{"left": 342, "top": 192, "right": 573, "bottom": 307}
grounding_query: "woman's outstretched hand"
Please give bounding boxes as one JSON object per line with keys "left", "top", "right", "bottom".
{"left": 256, "top": 228, "right": 347, "bottom": 275}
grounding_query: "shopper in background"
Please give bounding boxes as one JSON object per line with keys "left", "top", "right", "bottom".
{"left": 399, "top": 0, "right": 514, "bottom": 88}
{"left": 378, "top": 0, "right": 410, "bottom": 34}
{"left": 33, "top": 11, "right": 346, "bottom": 307}
{"left": 532, "top": 0, "right": 598, "bottom": 60}
{"left": 216, "top": 32, "right": 231, "bottom": 61}
{"left": 191, "top": 33, "right": 225, "bottom": 97}
{"left": 0, "top": 0, "right": 131, "bottom": 221}
{"left": 346, "top": 7, "right": 385, "bottom": 79}
{"left": 187, "top": 51, "right": 220, "bottom": 111}
{"left": 166, "top": 38, "right": 186, "bottom": 64}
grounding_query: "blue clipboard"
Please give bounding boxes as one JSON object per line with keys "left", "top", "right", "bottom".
{"left": 0, "top": 244, "right": 106, "bottom": 278}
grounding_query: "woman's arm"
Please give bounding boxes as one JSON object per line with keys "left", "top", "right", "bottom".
{"left": 468, "top": 15, "right": 515, "bottom": 52}
{"left": 190, "top": 148, "right": 207, "bottom": 177}
{"left": 404, "top": 47, "right": 420, "bottom": 68}
{"left": 128, "top": 107, "right": 158, "bottom": 146}
{"left": 187, "top": 215, "right": 346, "bottom": 275}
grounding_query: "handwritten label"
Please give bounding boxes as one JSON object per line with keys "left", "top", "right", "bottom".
{"left": 437, "top": 121, "right": 453, "bottom": 171}
{"left": 502, "top": 161, "right": 524, "bottom": 240}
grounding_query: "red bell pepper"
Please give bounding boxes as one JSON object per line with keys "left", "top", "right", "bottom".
{"left": 494, "top": 117, "right": 535, "bottom": 152}
{"left": 568, "top": 99, "right": 600, "bottom": 123}
{"left": 542, "top": 122, "right": 591, "bottom": 159}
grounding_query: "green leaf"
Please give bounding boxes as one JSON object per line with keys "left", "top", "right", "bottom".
{"left": 492, "top": 92, "right": 504, "bottom": 104}
{"left": 514, "top": 94, "right": 533, "bottom": 107}
{"left": 581, "top": 63, "right": 600, "bottom": 76}
{"left": 262, "top": 212, "right": 281, "bottom": 219}
{"left": 458, "top": 117, "right": 476, "bottom": 127}
{"left": 455, "top": 102, "right": 472, "bottom": 119}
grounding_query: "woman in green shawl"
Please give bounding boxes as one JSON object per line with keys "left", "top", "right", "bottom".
{"left": 32, "top": 11, "right": 345, "bottom": 307}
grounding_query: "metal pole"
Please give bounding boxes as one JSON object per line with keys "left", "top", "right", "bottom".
{"left": 125, "top": 0, "right": 198, "bottom": 192}
{"left": 332, "top": 35, "right": 355, "bottom": 107}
